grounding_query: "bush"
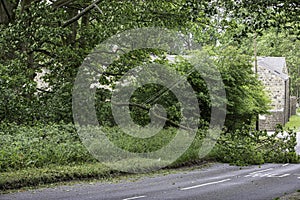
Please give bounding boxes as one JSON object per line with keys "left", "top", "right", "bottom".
{"left": 0, "top": 122, "right": 209, "bottom": 172}
{"left": 1, "top": 122, "right": 297, "bottom": 173}
{"left": 0, "top": 123, "right": 96, "bottom": 172}
{"left": 210, "top": 125, "right": 299, "bottom": 166}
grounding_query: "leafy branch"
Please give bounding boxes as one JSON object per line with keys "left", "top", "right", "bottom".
{"left": 62, "top": 0, "right": 102, "bottom": 28}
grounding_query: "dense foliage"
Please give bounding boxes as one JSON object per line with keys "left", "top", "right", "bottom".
{"left": 212, "top": 125, "right": 299, "bottom": 165}
{"left": 0, "top": 0, "right": 299, "bottom": 178}
{"left": 0, "top": 123, "right": 298, "bottom": 173}
{"left": 0, "top": 0, "right": 299, "bottom": 124}
{"left": 0, "top": 0, "right": 213, "bottom": 124}
{"left": 0, "top": 123, "right": 95, "bottom": 172}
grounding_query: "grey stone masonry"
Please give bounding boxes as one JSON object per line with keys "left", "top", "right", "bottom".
{"left": 290, "top": 96, "right": 297, "bottom": 116}
{"left": 256, "top": 57, "right": 291, "bottom": 131}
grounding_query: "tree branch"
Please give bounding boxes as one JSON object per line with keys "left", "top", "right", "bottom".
{"left": 62, "top": 0, "right": 102, "bottom": 28}
{"left": 0, "top": 0, "right": 19, "bottom": 24}
{"left": 31, "top": 49, "right": 57, "bottom": 58}
{"left": 102, "top": 71, "right": 124, "bottom": 76}
{"left": 51, "top": 0, "right": 73, "bottom": 9}
{"left": 111, "top": 101, "right": 194, "bottom": 131}
{"left": 0, "top": 0, "right": 11, "bottom": 22}
{"left": 94, "top": 48, "right": 127, "bottom": 55}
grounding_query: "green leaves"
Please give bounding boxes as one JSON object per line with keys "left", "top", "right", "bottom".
{"left": 0, "top": 0, "right": 297, "bottom": 127}
{"left": 0, "top": 123, "right": 95, "bottom": 172}
{"left": 215, "top": 0, "right": 299, "bottom": 42}
{"left": 209, "top": 46, "right": 270, "bottom": 130}
{"left": 213, "top": 126, "right": 299, "bottom": 166}
{"left": 0, "top": 0, "right": 211, "bottom": 124}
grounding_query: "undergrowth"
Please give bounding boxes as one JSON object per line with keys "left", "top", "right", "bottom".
{"left": 210, "top": 125, "right": 299, "bottom": 165}
{"left": 0, "top": 122, "right": 298, "bottom": 190}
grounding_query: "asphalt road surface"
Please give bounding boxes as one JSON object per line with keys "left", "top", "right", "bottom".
{"left": 1, "top": 163, "right": 300, "bottom": 200}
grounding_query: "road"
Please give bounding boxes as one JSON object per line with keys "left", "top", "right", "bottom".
{"left": 1, "top": 163, "right": 300, "bottom": 200}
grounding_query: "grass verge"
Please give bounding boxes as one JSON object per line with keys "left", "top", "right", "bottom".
{"left": 1, "top": 122, "right": 298, "bottom": 192}
{"left": 285, "top": 114, "right": 300, "bottom": 131}
{"left": 0, "top": 163, "right": 117, "bottom": 192}
{"left": 0, "top": 160, "right": 212, "bottom": 193}
{"left": 279, "top": 190, "right": 300, "bottom": 200}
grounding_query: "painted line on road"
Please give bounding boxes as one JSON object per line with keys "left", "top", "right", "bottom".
{"left": 180, "top": 179, "right": 231, "bottom": 191}
{"left": 123, "top": 195, "right": 146, "bottom": 200}
{"left": 266, "top": 173, "right": 290, "bottom": 178}
{"left": 277, "top": 174, "right": 290, "bottom": 178}
{"left": 245, "top": 168, "right": 274, "bottom": 177}
{"left": 249, "top": 168, "right": 274, "bottom": 174}
{"left": 259, "top": 173, "right": 272, "bottom": 177}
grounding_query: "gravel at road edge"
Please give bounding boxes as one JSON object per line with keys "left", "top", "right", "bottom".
{"left": 280, "top": 191, "right": 300, "bottom": 200}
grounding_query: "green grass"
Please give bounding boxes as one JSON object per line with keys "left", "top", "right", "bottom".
{"left": 0, "top": 123, "right": 206, "bottom": 173}
{"left": 0, "top": 163, "right": 115, "bottom": 191}
{"left": 0, "top": 122, "right": 298, "bottom": 191}
{"left": 278, "top": 190, "right": 300, "bottom": 200}
{"left": 0, "top": 160, "right": 213, "bottom": 194}
{"left": 0, "top": 123, "right": 97, "bottom": 172}
{"left": 285, "top": 113, "right": 300, "bottom": 131}
{"left": 0, "top": 123, "right": 208, "bottom": 191}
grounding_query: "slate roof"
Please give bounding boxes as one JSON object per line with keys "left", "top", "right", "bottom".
{"left": 257, "top": 57, "right": 289, "bottom": 80}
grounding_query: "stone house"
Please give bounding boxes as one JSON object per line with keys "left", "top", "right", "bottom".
{"left": 165, "top": 55, "right": 296, "bottom": 131}
{"left": 256, "top": 57, "right": 291, "bottom": 131}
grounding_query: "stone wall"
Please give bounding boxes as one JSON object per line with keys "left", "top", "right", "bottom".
{"left": 290, "top": 96, "right": 298, "bottom": 116}
{"left": 257, "top": 67, "right": 286, "bottom": 110}
{"left": 259, "top": 111, "right": 284, "bottom": 131}
{"left": 257, "top": 66, "right": 289, "bottom": 130}
{"left": 284, "top": 79, "right": 290, "bottom": 124}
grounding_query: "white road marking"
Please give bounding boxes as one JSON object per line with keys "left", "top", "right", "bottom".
{"left": 260, "top": 173, "right": 272, "bottom": 177}
{"left": 245, "top": 171, "right": 290, "bottom": 178}
{"left": 282, "top": 163, "right": 289, "bottom": 167}
{"left": 277, "top": 174, "right": 290, "bottom": 178}
{"left": 245, "top": 168, "right": 274, "bottom": 177}
{"left": 123, "top": 195, "right": 146, "bottom": 200}
{"left": 266, "top": 173, "right": 290, "bottom": 178}
{"left": 249, "top": 168, "right": 274, "bottom": 174}
{"left": 180, "top": 179, "right": 231, "bottom": 191}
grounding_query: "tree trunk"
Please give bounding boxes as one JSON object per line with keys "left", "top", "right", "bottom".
{"left": 0, "top": 0, "right": 19, "bottom": 24}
